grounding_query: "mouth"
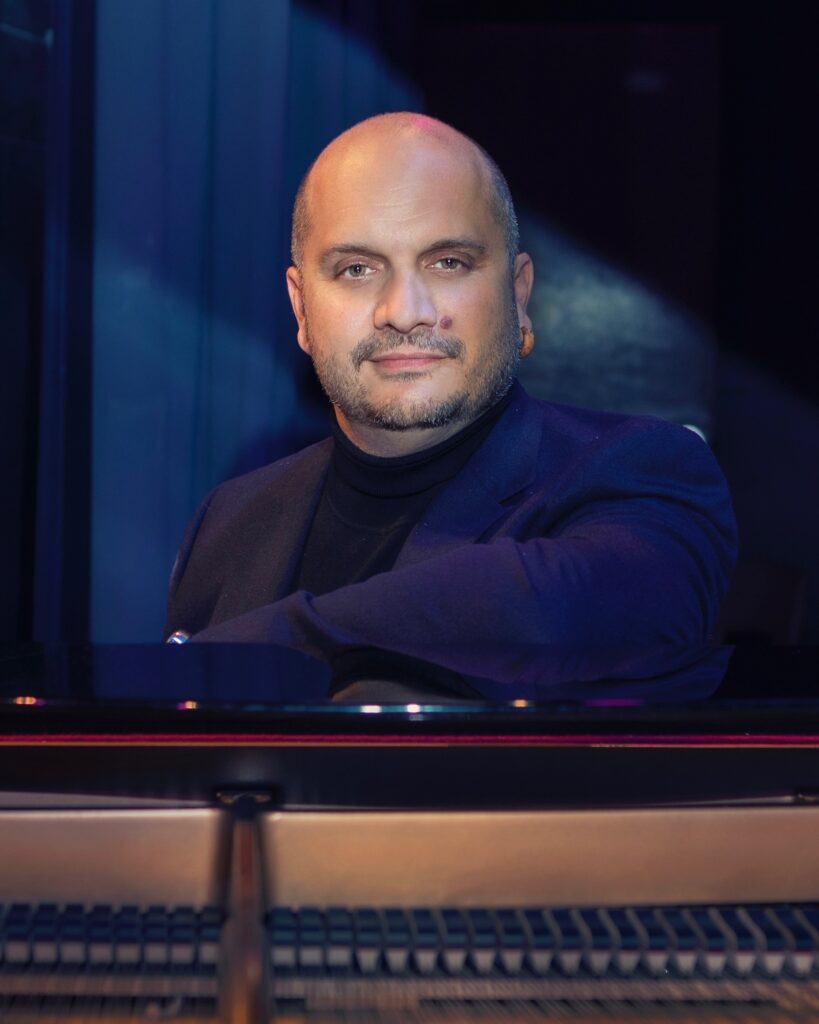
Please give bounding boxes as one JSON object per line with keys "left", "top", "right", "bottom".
{"left": 352, "top": 332, "right": 464, "bottom": 372}
{"left": 368, "top": 353, "right": 448, "bottom": 372}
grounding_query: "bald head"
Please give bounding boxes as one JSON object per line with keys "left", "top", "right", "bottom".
{"left": 290, "top": 113, "right": 519, "bottom": 272}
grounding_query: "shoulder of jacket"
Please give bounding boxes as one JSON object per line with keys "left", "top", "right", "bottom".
{"left": 520, "top": 389, "right": 705, "bottom": 456}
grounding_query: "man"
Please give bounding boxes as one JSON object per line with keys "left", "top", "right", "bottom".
{"left": 164, "top": 113, "right": 736, "bottom": 682}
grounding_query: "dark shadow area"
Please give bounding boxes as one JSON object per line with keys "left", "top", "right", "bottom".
{"left": 0, "top": 0, "right": 50, "bottom": 641}
{"left": 419, "top": 13, "right": 719, "bottom": 328}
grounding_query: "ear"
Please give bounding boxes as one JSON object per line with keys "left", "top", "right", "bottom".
{"left": 513, "top": 252, "right": 534, "bottom": 332}
{"left": 286, "top": 266, "right": 310, "bottom": 354}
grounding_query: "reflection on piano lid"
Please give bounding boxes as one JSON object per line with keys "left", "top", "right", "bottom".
{"left": 0, "top": 642, "right": 817, "bottom": 730}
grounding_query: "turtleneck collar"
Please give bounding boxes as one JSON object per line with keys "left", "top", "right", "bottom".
{"left": 329, "top": 390, "right": 513, "bottom": 498}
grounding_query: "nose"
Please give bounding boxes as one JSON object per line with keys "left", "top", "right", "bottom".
{"left": 373, "top": 270, "right": 437, "bottom": 335}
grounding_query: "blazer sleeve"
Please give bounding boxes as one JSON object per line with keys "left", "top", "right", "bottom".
{"left": 186, "top": 420, "right": 738, "bottom": 684}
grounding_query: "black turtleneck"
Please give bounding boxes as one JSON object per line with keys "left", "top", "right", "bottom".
{"left": 296, "top": 393, "right": 512, "bottom": 597}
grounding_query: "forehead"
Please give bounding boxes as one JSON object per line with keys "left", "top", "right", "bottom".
{"left": 304, "top": 134, "right": 502, "bottom": 257}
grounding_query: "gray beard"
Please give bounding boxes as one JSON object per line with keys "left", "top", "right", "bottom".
{"left": 306, "top": 302, "right": 521, "bottom": 433}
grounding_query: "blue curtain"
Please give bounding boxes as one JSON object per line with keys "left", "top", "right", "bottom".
{"left": 90, "top": 0, "right": 420, "bottom": 641}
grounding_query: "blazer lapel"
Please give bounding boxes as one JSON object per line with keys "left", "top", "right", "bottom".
{"left": 265, "top": 442, "right": 332, "bottom": 601}
{"left": 395, "top": 384, "right": 543, "bottom": 569}
{"left": 210, "top": 440, "right": 332, "bottom": 624}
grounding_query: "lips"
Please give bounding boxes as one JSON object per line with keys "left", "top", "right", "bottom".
{"left": 368, "top": 352, "right": 447, "bottom": 370}
{"left": 370, "top": 354, "right": 448, "bottom": 366}
{"left": 351, "top": 332, "right": 464, "bottom": 370}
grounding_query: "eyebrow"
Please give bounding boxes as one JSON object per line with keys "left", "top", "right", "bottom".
{"left": 318, "top": 237, "right": 488, "bottom": 272}
{"left": 318, "top": 244, "right": 383, "bottom": 272}
{"left": 422, "top": 237, "right": 488, "bottom": 258}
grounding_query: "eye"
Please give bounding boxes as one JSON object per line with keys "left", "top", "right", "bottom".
{"left": 432, "top": 256, "right": 467, "bottom": 272}
{"left": 340, "top": 262, "right": 373, "bottom": 279}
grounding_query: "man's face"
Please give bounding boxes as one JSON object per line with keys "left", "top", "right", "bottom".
{"left": 287, "top": 131, "right": 533, "bottom": 452}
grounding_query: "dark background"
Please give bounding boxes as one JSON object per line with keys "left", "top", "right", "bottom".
{"left": 2, "top": 0, "right": 817, "bottom": 644}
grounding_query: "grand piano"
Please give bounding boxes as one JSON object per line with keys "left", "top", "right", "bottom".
{"left": 1, "top": 641, "right": 818, "bottom": 1022}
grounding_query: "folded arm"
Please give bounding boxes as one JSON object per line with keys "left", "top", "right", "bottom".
{"left": 169, "top": 416, "right": 737, "bottom": 684}
{"left": 188, "top": 501, "right": 735, "bottom": 683}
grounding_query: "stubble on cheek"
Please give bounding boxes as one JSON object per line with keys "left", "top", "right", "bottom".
{"left": 302, "top": 286, "right": 521, "bottom": 432}
{"left": 307, "top": 328, "right": 472, "bottom": 431}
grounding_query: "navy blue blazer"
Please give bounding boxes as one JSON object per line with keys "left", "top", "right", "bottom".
{"left": 164, "top": 383, "right": 737, "bottom": 683}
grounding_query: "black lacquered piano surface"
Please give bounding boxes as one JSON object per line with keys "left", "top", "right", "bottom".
{"left": 1, "top": 642, "right": 818, "bottom": 1022}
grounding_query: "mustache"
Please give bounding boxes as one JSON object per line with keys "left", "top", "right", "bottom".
{"left": 351, "top": 330, "right": 465, "bottom": 370}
